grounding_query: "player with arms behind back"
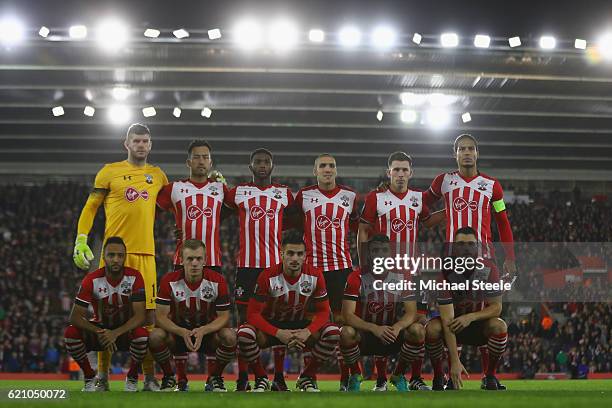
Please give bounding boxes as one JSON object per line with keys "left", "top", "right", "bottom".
{"left": 226, "top": 148, "right": 294, "bottom": 391}
{"left": 72, "top": 123, "right": 168, "bottom": 391}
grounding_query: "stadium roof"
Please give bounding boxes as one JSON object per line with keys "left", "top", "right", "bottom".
{"left": 1, "top": 0, "right": 612, "bottom": 181}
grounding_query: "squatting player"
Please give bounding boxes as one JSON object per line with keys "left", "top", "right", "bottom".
{"left": 340, "top": 234, "right": 426, "bottom": 392}
{"left": 64, "top": 237, "right": 149, "bottom": 392}
{"left": 237, "top": 230, "right": 340, "bottom": 392}
{"left": 226, "top": 148, "right": 294, "bottom": 391}
{"left": 73, "top": 123, "right": 168, "bottom": 391}
{"left": 150, "top": 240, "right": 235, "bottom": 392}
{"left": 358, "top": 151, "right": 442, "bottom": 391}
{"left": 292, "top": 153, "right": 359, "bottom": 390}
{"left": 427, "top": 227, "right": 508, "bottom": 391}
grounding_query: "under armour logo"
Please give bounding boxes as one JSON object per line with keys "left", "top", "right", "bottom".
{"left": 181, "top": 188, "right": 189, "bottom": 194}
{"left": 243, "top": 191, "right": 253, "bottom": 195}
{"left": 385, "top": 201, "right": 392, "bottom": 206}
{"left": 310, "top": 198, "right": 319, "bottom": 203}
{"left": 175, "top": 291, "right": 184, "bottom": 297}
{"left": 98, "top": 287, "right": 108, "bottom": 293}
{"left": 123, "top": 175, "right": 132, "bottom": 180}
{"left": 450, "top": 180, "right": 458, "bottom": 186}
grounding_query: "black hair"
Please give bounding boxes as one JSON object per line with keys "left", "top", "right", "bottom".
{"left": 453, "top": 133, "right": 478, "bottom": 153}
{"left": 454, "top": 226, "right": 477, "bottom": 239}
{"left": 187, "top": 139, "right": 212, "bottom": 157}
{"left": 369, "top": 234, "right": 391, "bottom": 244}
{"left": 387, "top": 151, "right": 413, "bottom": 168}
{"left": 103, "top": 236, "right": 126, "bottom": 251}
{"left": 250, "top": 148, "right": 273, "bottom": 163}
{"left": 281, "top": 229, "right": 305, "bottom": 247}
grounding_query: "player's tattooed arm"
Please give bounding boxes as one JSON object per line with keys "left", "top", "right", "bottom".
{"left": 68, "top": 303, "right": 104, "bottom": 335}
{"left": 112, "top": 300, "right": 146, "bottom": 339}
{"left": 393, "top": 300, "right": 417, "bottom": 332}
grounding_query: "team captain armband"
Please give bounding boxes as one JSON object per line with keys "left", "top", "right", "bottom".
{"left": 492, "top": 199, "right": 506, "bottom": 213}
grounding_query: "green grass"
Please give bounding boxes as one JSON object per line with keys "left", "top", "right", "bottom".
{"left": 0, "top": 380, "right": 611, "bottom": 408}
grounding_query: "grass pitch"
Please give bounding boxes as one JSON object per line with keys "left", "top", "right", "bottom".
{"left": 0, "top": 379, "right": 610, "bottom": 408}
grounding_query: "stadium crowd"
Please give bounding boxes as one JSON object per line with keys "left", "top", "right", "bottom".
{"left": 0, "top": 181, "right": 610, "bottom": 378}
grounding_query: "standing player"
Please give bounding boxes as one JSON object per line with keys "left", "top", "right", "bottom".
{"left": 149, "top": 240, "right": 235, "bottom": 392}
{"left": 340, "top": 234, "right": 425, "bottom": 392}
{"left": 64, "top": 237, "right": 149, "bottom": 392}
{"left": 73, "top": 123, "right": 168, "bottom": 391}
{"left": 236, "top": 230, "right": 340, "bottom": 392}
{"left": 156, "top": 140, "right": 230, "bottom": 272}
{"left": 292, "top": 154, "right": 358, "bottom": 390}
{"left": 424, "top": 133, "right": 516, "bottom": 276}
{"left": 226, "top": 148, "right": 294, "bottom": 391}
{"left": 423, "top": 134, "right": 515, "bottom": 388}
{"left": 358, "top": 151, "right": 441, "bottom": 391}
{"left": 426, "top": 227, "right": 508, "bottom": 391}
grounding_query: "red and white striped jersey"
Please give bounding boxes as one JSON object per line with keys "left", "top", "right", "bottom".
{"left": 344, "top": 268, "right": 415, "bottom": 326}
{"left": 157, "top": 179, "right": 230, "bottom": 266}
{"left": 294, "top": 185, "right": 358, "bottom": 271}
{"left": 156, "top": 268, "right": 231, "bottom": 329}
{"left": 436, "top": 261, "right": 501, "bottom": 317}
{"left": 427, "top": 171, "right": 504, "bottom": 257}
{"left": 254, "top": 263, "right": 327, "bottom": 322}
{"left": 227, "top": 183, "right": 294, "bottom": 268}
{"left": 361, "top": 188, "right": 430, "bottom": 258}
{"left": 75, "top": 267, "right": 145, "bottom": 329}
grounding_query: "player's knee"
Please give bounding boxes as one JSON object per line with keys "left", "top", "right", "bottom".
{"left": 488, "top": 318, "right": 507, "bottom": 335}
{"left": 340, "top": 325, "right": 358, "bottom": 345}
{"left": 407, "top": 322, "right": 426, "bottom": 342}
{"left": 218, "top": 328, "right": 237, "bottom": 347}
{"left": 148, "top": 328, "right": 167, "bottom": 346}
{"left": 426, "top": 319, "right": 442, "bottom": 340}
{"left": 132, "top": 327, "right": 149, "bottom": 340}
{"left": 64, "top": 325, "right": 81, "bottom": 339}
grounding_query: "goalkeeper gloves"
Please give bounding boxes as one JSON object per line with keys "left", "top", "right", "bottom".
{"left": 73, "top": 234, "right": 94, "bottom": 270}
{"left": 208, "top": 170, "right": 227, "bottom": 185}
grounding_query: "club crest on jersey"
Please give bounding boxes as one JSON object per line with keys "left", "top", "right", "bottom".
{"left": 144, "top": 174, "right": 153, "bottom": 184}
{"left": 125, "top": 187, "right": 149, "bottom": 202}
{"left": 453, "top": 197, "right": 478, "bottom": 212}
{"left": 477, "top": 180, "right": 489, "bottom": 191}
{"left": 299, "top": 280, "right": 312, "bottom": 295}
{"left": 201, "top": 285, "right": 214, "bottom": 300}
{"left": 250, "top": 205, "right": 275, "bottom": 221}
{"left": 340, "top": 194, "right": 350, "bottom": 207}
{"left": 235, "top": 286, "right": 245, "bottom": 298}
{"left": 120, "top": 281, "right": 132, "bottom": 295}
{"left": 316, "top": 214, "right": 341, "bottom": 230}
{"left": 209, "top": 186, "right": 219, "bottom": 196}
{"left": 410, "top": 196, "right": 420, "bottom": 207}
{"left": 273, "top": 189, "right": 283, "bottom": 199}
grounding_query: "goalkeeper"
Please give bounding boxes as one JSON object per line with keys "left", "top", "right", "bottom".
{"left": 73, "top": 123, "right": 168, "bottom": 391}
